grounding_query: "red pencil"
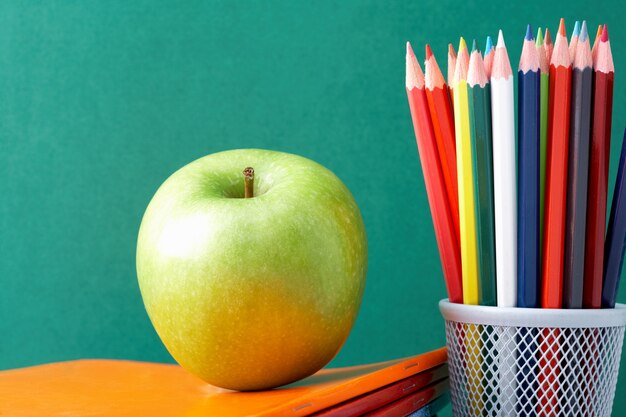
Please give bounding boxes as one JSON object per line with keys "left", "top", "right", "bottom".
{"left": 406, "top": 42, "right": 463, "bottom": 303}
{"left": 584, "top": 25, "right": 614, "bottom": 308}
{"left": 425, "top": 44, "right": 460, "bottom": 243}
{"left": 539, "top": 20, "right": 571, "bottom": 417}
{"left": 542, "top": 18, "right": 572, "bottom": 308}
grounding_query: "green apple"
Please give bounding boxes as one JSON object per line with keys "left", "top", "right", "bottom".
{"left": 136, "top": 149, "right": 367, "bottom": 391}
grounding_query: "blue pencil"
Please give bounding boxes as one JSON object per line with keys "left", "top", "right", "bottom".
{"left": 517, "top": 24, "right": 541, "bottom": 308}
{"left": 602, "top": 127, "right": 626, "bottom": 308}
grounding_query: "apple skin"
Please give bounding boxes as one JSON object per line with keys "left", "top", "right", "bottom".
{"left": 136, "top": 149, "right": 367, "bottom": 391}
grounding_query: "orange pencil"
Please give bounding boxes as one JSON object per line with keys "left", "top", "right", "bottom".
{"left": 425, "top": 44, "right": 460, "bottom": 243}
{"left": 406, "top": 42, "right": 463, "bottom": 303}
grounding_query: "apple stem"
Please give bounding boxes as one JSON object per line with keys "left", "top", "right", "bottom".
{"left": 243, "top": 167, "right": 254, "bottom": 198}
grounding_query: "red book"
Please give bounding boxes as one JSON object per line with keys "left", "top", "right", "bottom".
{"left": 365, "top": 378, "right": 449, "bottom": 416}
{"left": 313, "top": 364, "right": 448, "bottom": 416}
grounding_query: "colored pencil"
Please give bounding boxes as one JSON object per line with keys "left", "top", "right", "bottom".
{"left": 490, "top": 30, "right": 517, "bottom": 307}
{"left": 588, "top": 25, "right": 615, "bottom": 308}
{"left": 425, "top": 44, "right": 460, "bottom": 244}
{"left": 539, "top": 19, "right": 571, "bottom": 417}
{"left": 452, "top": 38, "right": 479, "bottom": 305}
{"left": 483, "top": 36, "right": 495, "bottom": 79}
{"left": 591, "top": 24, "right": 602, "bottom": 62}
{"left": 468, "top": 41, "right": 497, "bottom": 306}
{"left": 603, "top": 128, "right": 626, "bottom": 308}
{"left": 568, "top": 20, "right": 580, "bottom": 61}
{"left": 518, "top": 24, "right": 541, "bottom": 308}
{"left": 538, "top": 27, "right": 550, "bottom": 259}
{"left": 406, "top": 42, "right": 463, "bottom": 304}
{"left": 544, "top": 27, "right": 554, "bottom": 64}
{"left": 448, "top": 43, "right": 457, "bottom": 106}
{"left": 542, "top": 18, "right": 572, "bottom": 309}
{"left": 489, "top": 31, "right": 518, "bottom": 417}
{"left": 563, "top": 21, "right": 593, "bottom": 309}
{"left": 516, "top": 28, "right": 542, "bottom": 417}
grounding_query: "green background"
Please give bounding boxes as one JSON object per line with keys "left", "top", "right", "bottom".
{"left": 0, "top": 1, "right": 624, "bottom": 415}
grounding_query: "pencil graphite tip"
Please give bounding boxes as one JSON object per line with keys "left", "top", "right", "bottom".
{"left": 459, "top": 37, "right": 467, "bottom": 52}
{"left": 425, "top": 44, "right": 433, "bottom": 59}
{"left": 448, "top": 43, "right": 456, "bottom": 58}
{"left": 497, "top": 30, "right": 505, "bottom": 48}
{"left": 558, "top": 18, "right": 566, "bottom": 36}
{"left": 595, "top": 24, "right": 603, "bottom": 42}
{"left": 536, "top": 27, "right": 544, "bottom": 46}
{"left": 545, "top": 27, "right": 552, "bottom": 44}
{"left": 471, "top": 39, "right": 478, "bottom": 52}
{"left": 525, "top": 24, "right": 533, "bottom": 41}
{"left": 601, "top": 24, "right": 609, "bottom": 42}
{"left": 579, "top": 21, "right": 588, "bottom": 42}
{"left": 406, "top": 41, "right": 415, "bottom": 57}
{"left": 485, "top": 36, "right": 493, "bottom": 54}
{"left": 572, "top": 21, "right": 580, "bottom": 38}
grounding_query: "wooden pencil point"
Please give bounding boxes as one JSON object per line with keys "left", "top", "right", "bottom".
{"left": 536, "top": 27, "right": 544, "bottom": 46}
{"left": 425, "top": 44, "right": 433, "bottom": 59}
{"left": 525, "top": 24, "right": 533, "bottom": 41}
{"left": 459, "top": 37, "right": 468, "bottom": 52}
{"left": 601, "top": 24, "right": 608, "bottom": 42}
{"left": 448, "top": 43, "right": 456, "bottom": 58}
{"left": 406, "top": 41, "right": 416, "bottom": 57}
{"left": 558, "top": 18, "right": 566, "bottom": 36}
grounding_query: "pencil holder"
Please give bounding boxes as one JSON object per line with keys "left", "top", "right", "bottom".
{"left": 439, "top": 300, "right": 626, "bottom": 417}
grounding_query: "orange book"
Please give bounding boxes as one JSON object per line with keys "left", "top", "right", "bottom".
{"left": 0, "top": 347, "right": 447, "bottom": 417}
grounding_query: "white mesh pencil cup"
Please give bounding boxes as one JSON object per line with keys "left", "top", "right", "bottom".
{"left": 439, "top": 300, "right": 626, "bottom": 417}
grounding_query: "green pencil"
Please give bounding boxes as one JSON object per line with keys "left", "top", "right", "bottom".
{"left": 537, "top": 28, "right": 549, "bottom": 253}
{"left": 468, "top": 41, "right": 497, "bottom": 306}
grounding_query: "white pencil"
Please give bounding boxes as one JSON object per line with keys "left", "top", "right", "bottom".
{"left": 491, "top": 30, "right": 517, "bottom": 307}
{"left": 492, "top": 32, "right": 518, "bottom": 415}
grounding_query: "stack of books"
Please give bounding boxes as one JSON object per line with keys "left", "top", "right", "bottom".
{"left": 0, "top": 347, "right": 449, "bottom": 416}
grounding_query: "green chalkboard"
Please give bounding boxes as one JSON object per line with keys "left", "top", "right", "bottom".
{"left": 0, "top": 1, "right": 624, "bottom": 415}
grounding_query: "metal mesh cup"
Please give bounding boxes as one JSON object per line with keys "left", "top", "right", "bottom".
{"left": 439, "top": 300, "right": 626, "bottom": 417}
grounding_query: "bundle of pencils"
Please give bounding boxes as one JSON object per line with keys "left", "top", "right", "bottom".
{"left": 405, "top": 18, "right": 623, "bottom": 310}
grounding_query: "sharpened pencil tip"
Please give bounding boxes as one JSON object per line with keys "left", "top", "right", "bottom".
{"left": 545, "top": 27, "right": 552, "bottom": 44}
{"left": 425, "top": 44, "right": 433, "bottom": 59}
{"left": 471, "top": 39, "right": 478, "bottom": 52}
{"left": 558, "top": 18, "right": 566, "bottom": 36}
{"left": 497, "top": 30, "right": 505, "bottom": 48}
{"left": 525, "top": 24, "right": 533, "bottom": 40}
{"left": 407, "top": 41, "right": 415, "bottom": 57}
{"left": 459, "top": 37, "right": 467, "bottom": 51}
{"left": 579, "top": 21, "right": 588, "bottom": 42}
{"left": 485, "top": 36, "right": 493, "bottom": 54}
{"left": 448, "top": 43, "right": 456, "bottom": 57}
{"left": 601, "top": 24, "right": 609, "bottom": 42}
{"left": 536, "top": 27, "right": 544, "bottom": 46}
{"left": 572, "top": 21, "right": 580, "bottom": 37}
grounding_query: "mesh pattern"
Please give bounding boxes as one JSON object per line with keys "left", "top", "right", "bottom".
{"left": 444, "top": 320, "right": 625, "bottom": 417}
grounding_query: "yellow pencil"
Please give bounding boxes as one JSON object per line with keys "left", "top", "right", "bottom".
{"left": 453, "top": 37, "right": 479, "bottom": 305}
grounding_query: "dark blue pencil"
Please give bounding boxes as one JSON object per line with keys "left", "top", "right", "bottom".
{"left": 515, "top": 26, "right": 541, "bottom": 417}
{"left": 517, "top": 24, "right": 541, "bottom": 308}
{"left": 602, "top": 127, "right": 626, "bottom": 308}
